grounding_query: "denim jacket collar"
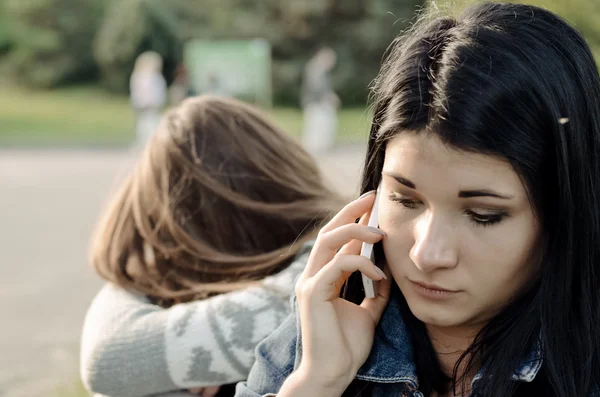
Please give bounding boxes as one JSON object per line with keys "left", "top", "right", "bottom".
{"left": 354, "top": 293, "right": 543, "bottom": 388}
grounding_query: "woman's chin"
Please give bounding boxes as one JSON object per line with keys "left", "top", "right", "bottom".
{"left": 404, "top": 296, "right": 470, "bottom": 328}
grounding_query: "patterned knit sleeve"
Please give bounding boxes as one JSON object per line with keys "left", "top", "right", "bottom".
{"left": 81, "top": 284, "right": 180, "bottom": 396}
{"left": 164, "top": 255, "right": 306, "bottom": 389}
{"left": 80, "top": 252, "right": 308, "bottom": 397}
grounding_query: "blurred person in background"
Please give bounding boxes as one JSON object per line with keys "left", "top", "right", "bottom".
{"left": 130, "top": 51, "right": 168, "bottom": 144}
{"left": 80, "top": 95, "right": 343, "bottom": 397}
{"left": 169, "top": 64, "right": 196, "bottom": 107}
{"left": 301, "top": 46, "right": 340, "bottom": 154}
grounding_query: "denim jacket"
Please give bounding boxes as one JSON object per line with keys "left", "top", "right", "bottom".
{"left": 234, "top": 289, "right": 599, "bottom": 397}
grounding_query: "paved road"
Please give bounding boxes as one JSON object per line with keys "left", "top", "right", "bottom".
{"left": 0, "top": 145, "right": 366, "bottom": 397}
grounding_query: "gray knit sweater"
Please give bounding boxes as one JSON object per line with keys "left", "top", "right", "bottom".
{"left": 80, "top": 250, "right": 309, "bottom": 397}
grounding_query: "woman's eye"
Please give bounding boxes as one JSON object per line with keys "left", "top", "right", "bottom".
{"left": 389, "top": 195, "right": 421, "bottom": 209}
{"left": 466, "top": 210, "right": 508, "bottom": 227}
{"left": 388, "top": 194, "right": 508, "bottom": 227}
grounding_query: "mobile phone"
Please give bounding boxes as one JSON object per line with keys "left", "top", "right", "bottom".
{"left": 361, "top": 184, "right": 382, "bottom": 299}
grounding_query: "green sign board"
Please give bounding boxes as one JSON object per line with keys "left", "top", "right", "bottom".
{"left": 184, "top": 39, "right": 272, "bottom": 107}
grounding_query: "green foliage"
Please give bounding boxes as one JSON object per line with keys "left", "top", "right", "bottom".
{"left": 93, "top": 0, "right": 423, "bottom": 104}
{"left": 93, "top": 0, "right": 182, "bottom": 91}
{"left": 93, "top": 1, "right": 150, "bottom": 91}
{"left": 528, "top": 0, "right": 600, "bottom": 60}
{"left": 2, "top": 0, "right": 105, "bottom": 87}
{"left": 0, "top": 0, "right": 12, "bottom": 52}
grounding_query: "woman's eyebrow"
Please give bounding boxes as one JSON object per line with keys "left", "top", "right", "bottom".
{"left": 383, "top": 172, "right": 513, "bottom": 199}
{"left": 383, "top": 172, "right": 416, "bottom": 189}
{"left": 458, "top": 190, "right": 514, "bottom": 199}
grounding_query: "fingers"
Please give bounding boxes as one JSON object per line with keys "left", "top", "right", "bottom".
{"left": 305, "top": 223, "right": 384, "bottom": 278}
{"left": 300, "top": 254, "right": 386, "bottom": 301}
{"left": 338, "top": 237, "right": 363, "bottom": 256}
{"left": 332, "top": 238, "right": 363, "bottom": 291}
{"left": 321, "top": 191, "right": 375, "bottom": 232}
{"left": 332, "top": 212, "right": 374, "bottom": 290}
{"left": 337, "top": 211, "right": 370, "bottom": 255}
{"left": 303, "top": 192, "right": 378, "bottom": 278}
{"left": 360, "top": 265, "right": 392, "bottom": 324}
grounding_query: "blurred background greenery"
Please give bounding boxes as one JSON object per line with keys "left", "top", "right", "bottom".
{"left": 0, "top": 0, "right": 598, "bottom": 147}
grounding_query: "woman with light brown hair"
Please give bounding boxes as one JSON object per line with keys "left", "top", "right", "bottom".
{"left": 80, "top": 95, "right": 344, "bottom": 397}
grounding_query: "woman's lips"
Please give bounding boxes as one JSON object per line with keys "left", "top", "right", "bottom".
{"left": 409, "top": 280, "right": 459, "bottom": 300}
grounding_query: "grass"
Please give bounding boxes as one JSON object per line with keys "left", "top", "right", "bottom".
{"left": 0, "top": 85, "right": 371, "bottom": 147}
{"left": 269, "top": 106, "right": 371, "bottom": 146}
{"left": 0, "top": 85, "right": 135, "bottom": 146}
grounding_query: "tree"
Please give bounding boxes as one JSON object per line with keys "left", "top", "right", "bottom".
{"left": 2, "top": 0, "right": 105, "bottom": 87}
{"left": 0, "top": 0, "right": 12, "bottom": 54}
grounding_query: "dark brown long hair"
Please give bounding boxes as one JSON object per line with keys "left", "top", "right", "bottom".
{"left": 91, "top": 95, "right": 343, "bottom": 306}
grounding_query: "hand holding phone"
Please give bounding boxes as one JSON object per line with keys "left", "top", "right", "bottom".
{"left": 283, "top": 184, "right": 391, "bottom": 394}
{"left": 361, "top": 184, "right": 382, "bottom": 298}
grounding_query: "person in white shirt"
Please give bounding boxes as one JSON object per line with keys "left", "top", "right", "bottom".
{"left": 130, "top": 51, "right": 167, "bottom": 144}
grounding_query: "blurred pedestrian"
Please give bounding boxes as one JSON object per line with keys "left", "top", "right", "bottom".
{"left": 169, "top": 64, "right": 196, "bottom": 107}
{"left": 301, "top": 46, "right": 339, "bottom": 154}
{"left": 130, "top": 51, "right": 167, "bottom": 144}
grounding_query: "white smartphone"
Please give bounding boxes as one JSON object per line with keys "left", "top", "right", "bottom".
{"left": 361, "top": 184, "right": 382, "bottom": 299}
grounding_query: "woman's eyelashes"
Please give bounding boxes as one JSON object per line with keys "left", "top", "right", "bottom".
{"left": 389, "top": 195, "right": 421, "bottom": 209}
{"left": 388, "top": 194, "right": 509, "bottom": 227}
{"left": 464, "top": 210, "right": 508, "bottom": 227}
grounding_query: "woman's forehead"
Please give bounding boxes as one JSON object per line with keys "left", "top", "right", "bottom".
{"left": 383, "top": 133, "right": 524, "bottom": 194}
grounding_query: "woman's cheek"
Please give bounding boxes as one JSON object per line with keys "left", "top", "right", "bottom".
{"left": 380, "top": 211, "right": 414, "bottom": 276}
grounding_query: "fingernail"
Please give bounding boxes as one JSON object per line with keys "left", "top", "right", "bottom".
{"left": 368, "top": 226, "right": 385, "bottom": 236}
{"left": 358, "top": 190, "right": 376, "bottom": 200}
{"left": 374, "top": 266, "right": 387, "bottom": 280}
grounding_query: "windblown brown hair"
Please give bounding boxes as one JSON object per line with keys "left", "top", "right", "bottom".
{"left": 90, "top": 95, "right": 343, "bottom": 306}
